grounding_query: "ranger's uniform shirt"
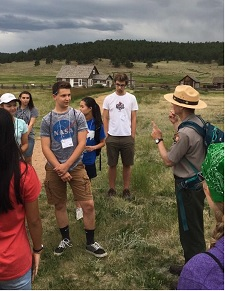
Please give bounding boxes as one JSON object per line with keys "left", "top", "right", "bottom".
{"left": 168, "top": 114, "right": 205, "bottom": 178}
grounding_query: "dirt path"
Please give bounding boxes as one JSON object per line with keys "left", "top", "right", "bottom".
{"left": 32, "top": 94, "right": 107, "bottom": 183}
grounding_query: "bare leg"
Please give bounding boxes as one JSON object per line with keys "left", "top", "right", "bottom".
{"left": 108, "top": 165, "right": 117, "bottom": 189}
{"left": 79, "top": 200, "right": 95, "bottom": 229}
{"left": 55, "top": 202, "right": 69, "bottom": 228}
{"left": 123, "top": 165, "right": 131, "bottom": 189}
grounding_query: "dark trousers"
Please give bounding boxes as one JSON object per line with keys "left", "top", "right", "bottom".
{"left": 175, "top": 179, "right": 206, "bottom": 262}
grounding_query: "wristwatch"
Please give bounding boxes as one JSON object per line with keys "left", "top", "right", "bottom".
{"left": 155, "top": 138, "right": 163, "bottom": 144}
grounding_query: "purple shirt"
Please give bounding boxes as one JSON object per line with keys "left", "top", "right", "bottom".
{"left": 177, "top": 236, "right": 224, "bottom": 290}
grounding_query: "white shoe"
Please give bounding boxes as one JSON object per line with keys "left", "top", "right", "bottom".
{"left": 76, "top": 207, "right": 83, "bottom": 220}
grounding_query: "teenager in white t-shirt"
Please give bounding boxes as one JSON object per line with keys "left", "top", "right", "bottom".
{"left": 103, "top": 73, "right": 138, "bottom": 200}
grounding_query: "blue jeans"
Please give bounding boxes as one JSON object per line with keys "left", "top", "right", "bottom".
{"left": 24, "top": 138, "right": 35, "bottom": 157}
{"left": 0, "top": 268, "right": 31, "bottom": 290}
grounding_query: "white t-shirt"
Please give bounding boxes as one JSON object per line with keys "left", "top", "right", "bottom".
{"left": 103, "top": 92, "right": 138, "bottom": 136}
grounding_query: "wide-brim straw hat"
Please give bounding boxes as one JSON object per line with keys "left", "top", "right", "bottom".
{"left": 164, "top": 85, "right": 207, "bottom": 109}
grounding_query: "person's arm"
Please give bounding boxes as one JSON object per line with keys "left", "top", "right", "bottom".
{"left": 103, "top": 109, "right": 109, "bottom": 137}
{"left": 86, "top": 138, "right": 105, "bottom": 152}
{"left": 20, "top": 132, "right": 28, "bottom": 153}
{"left": 131, "top": 110, "right": 137, "bottom": 138}
{"left": 60, "top": 130, "right": 87, "bottom": 170}
{"left": 27, "top": 117, "right": 36, "bottom": 135}
{"left": 41, "top": 136, "right": 61, "bottom": 168}
{"left": 53, "top": 130, "right": 87, "bottom": 179}
{"left": 25, "top": 199, "right": 43, "bottom": 282}
{"left": 151, "top": 121, "right": 174, "bottom": 167}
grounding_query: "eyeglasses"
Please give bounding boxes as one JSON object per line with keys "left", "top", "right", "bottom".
{"left": 115, "top": 83, "right": 126, "bottom": 87}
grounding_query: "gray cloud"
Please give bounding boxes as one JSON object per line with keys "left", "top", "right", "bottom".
{"left": 0, "top": 15, "right": 123, "bottom": 31}
{"left": 0, "top": 0, "right": 223, "bottom": 53}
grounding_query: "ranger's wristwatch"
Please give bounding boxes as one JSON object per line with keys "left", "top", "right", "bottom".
{"left": 155, "top": 138, "right": 163, "bottom": 144}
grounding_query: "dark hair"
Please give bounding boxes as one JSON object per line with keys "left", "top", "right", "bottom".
{"left": 52, "top": 81, "right": 71, "bottom": 95}
{"left": 81, "top": 96, "right": 103, "bottom": 128}
{"left": 0, "top": 108, "right": 26, "bottom": 213}
{"left": 19, "top": 91, "right": 34, "bottom": 110}
{"left": 114, "top": 73, "right": 129, "bottom": 85}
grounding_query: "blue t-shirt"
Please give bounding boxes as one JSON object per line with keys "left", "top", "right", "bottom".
{"left": 82, "top": 118, "right": 105, "bottom": 166}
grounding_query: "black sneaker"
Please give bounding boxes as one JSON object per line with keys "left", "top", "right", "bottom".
{"left": 107, "top": 188, "right": 116, "bottom": 197}
{"left": 122, "top": 188, "right": 132, "bottom": 200}
{"left": 54, "top": 238, "right": 73, "bottom": 256}
{"left": 86, "top": 242, "right": 108, "bottom": 258}
{"left": 169, "top": 264, "right": 183, "bottom": 276}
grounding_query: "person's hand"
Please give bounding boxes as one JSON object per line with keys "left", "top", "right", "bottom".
{"left": 86, "top": 146, "right": 96, "bottom": 152}
{"left": 54, "top": 163, "right": 69, "bottom": 176}
{"left": 169, "top": 110, "right": 179, "bottom": 124}
{"left": 151, "top": 121, "right": 162, "bottom": 139}
{"left": 32, "top": 253, "right": 41, "bottom": 282}
{"left": 60, "top": 172, "right": 72, "bottom": 182}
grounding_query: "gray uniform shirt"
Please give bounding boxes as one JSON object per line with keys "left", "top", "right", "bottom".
{"left": 40, "top": 107, "right": 87, "bottom": 170}
{"left": 168, "top": 114, "right": 205, "bottom": 178}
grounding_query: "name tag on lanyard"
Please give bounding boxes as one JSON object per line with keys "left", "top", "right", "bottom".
{"left": 61, "top": 137, "right": 73, "bottom": 148}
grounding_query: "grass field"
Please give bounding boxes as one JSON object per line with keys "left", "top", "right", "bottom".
{"left": 0, "top": 61, "right": 224, "bottom": 289}
{"left": 0, "top": 59, "right": 223, "bottom": 87}
{"left": 32, "top": 89, "right": 223, "bottom": 290}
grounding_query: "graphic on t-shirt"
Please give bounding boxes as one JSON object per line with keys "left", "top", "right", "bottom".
{"left": 87, "top": 129, "right": 95, "bottom": 141}
{"left": 53, "top": 120, "right": 74, "bottom": 142}
{"left": 116, "top": 102, "right": 124, "bottom": 111}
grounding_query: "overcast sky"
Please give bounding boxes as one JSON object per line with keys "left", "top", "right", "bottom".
{"left": 0, "top": 0, "right": 224, "bottom": 53}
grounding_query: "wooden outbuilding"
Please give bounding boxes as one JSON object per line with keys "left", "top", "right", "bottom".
{"left": 179, "top": 75, "right": 200, "bottom": 88}
{"left": 212, "top": 77, "right": 224, "bottom": 89}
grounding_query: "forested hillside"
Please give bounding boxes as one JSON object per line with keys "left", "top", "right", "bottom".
{"left": 0, "top": 39, "right": 223, "bottom": 66}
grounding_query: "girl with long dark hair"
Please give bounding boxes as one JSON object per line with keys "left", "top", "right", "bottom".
{"left": 0, "top": 108, "right": 43, "bottom": 289}
{"left": 75, "top": 97, "right": 106, "bottom": 220}
{"left": 16, "top": 91, "right": 39, "bottom": 165}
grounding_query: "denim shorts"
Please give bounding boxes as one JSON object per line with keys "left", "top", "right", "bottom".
{"left": 23, "top": 137, "right": 35, "bottom": 158}
{"left": 0, "top": 268, "right": 31, "bottom": 290}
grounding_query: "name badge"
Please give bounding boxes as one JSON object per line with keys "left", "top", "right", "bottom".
{"left": 61, "top": 137, "right": 73, "bottom": 148}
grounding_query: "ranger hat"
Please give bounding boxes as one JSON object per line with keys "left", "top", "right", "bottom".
{"left": 164, "top": 85, "right": 207, "bottom": 109}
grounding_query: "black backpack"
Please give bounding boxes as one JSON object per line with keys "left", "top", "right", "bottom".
{"left": 178, "top": 115, "right": 224, "bottom": 154}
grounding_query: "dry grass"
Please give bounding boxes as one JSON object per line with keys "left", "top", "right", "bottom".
{"left": 0, "top": 59, "right": 223, "bottom": 86}
{"left": 30, "top": 88, "right": 224, "bottom": 290}
{"left": 1, "top": 61, "right": 223, "bottom": 289}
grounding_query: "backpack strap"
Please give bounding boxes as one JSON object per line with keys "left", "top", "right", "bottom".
{"left": 178, "top": 120, "right": 205, "bottom": 137}
{"left": 203, "top": 251, "right": 224, "bottom": 272}
{"left": 178, "top": 118, "right": 206, "bottom": 174}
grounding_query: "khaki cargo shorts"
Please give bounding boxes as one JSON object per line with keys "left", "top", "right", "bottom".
{"left": 44, "top": 162, "right": 92, "bottom": 205}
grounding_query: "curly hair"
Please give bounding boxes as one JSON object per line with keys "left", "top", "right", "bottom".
{"left": 210, "top": 202, "right": 224, "bottom": 248}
